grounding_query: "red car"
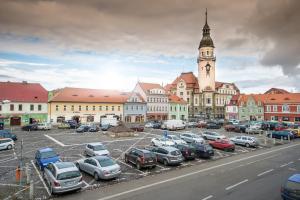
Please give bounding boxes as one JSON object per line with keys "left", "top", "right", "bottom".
{"left": 130, "top": 125, "right": 144, "bottom": 132}
{"left": 209, "top": 139, "right": 235, "bottom": 151}
{"left": 274, "top": 124, "right": 288, "bottom": 131}
{"left": 197, "top": 121, "right": 207, "bottom": 128}
{"left": 224, "top": 124, "right": 236, "bottom": 132}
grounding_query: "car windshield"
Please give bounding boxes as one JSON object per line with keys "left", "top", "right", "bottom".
{"left": 170, "top": 150, "right": 181, "bottom": 156}
{"left": 40, "top": 151, "right": 57, "bottom": 159}
{"left": 204, "top": 145, "right": 213, "bottom": 151}
{"left": 286, "top": 180, "right": 300, "bottom": 190}
{"left": 97, "top": 158, "right": 116, "bottom": 167}
{"left": 57, "top": 171, "right": 81, "bottom": 180}
{"left": 144, "top": 152, "right": 155, "bottom": 158}
{"left": 93, "top": 145, "right": 106, "bottom": 151}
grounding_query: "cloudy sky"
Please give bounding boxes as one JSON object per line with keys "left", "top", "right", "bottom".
{"left": 0, "top": 0, "right": 299, "bottom": 93}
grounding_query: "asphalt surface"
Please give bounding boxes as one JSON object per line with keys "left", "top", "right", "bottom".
{"left": 57, "top": 141, "right": 300, "bottom": 200}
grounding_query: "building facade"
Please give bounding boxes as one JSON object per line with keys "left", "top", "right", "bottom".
{"left": 0, "top": 81, "right": 48, "bottom": 126}
{"left": 168, "top": 94, "right": 188, "bottom": 120}
{"left": 48, "top": 87, "right": 127, "bottom": 124}
{"left": 166, "top": 11, "right": 239, "bottom": 119}
{"left": 238, "top": 94, "right": 264, "bottom": 121}
{"left": 225, "top": 95, "right": 239, "bottom": 120}
{"left": 133, "top": 82, "right": 168, "bottom": 121}
{"left": 124, "top": 92, "right": 147, "bottom": 123}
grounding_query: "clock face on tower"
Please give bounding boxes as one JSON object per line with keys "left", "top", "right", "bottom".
{"left": 205, "top": 63, "right": 211, "bottom": 75}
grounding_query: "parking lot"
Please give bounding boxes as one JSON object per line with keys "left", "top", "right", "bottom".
{"left": 0, "top": 126, "right": 294, "bottom": 199}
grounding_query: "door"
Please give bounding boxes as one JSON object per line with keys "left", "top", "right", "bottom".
{"left": 10, "top": 117, "right": 21, "bottom": 126}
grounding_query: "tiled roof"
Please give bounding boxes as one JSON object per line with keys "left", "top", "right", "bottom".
{"left": 168, "top": 94, "right": 187, "bottom": 104}
{"left": 164, "top": 84, "right": 173, "bottom": 91}
{"left": 264, "top": 88, "right": 289, "bottom": 94}
{"left": 171, "top": 72, "right": 199, "bottom": 89}
{"left": 50, "top": 87, "right": 129, "bottom": 103}
{"left": 264, "top": 93, "right": 300, "bottom": 104}
{"left": 138, "top": 82, "right": 165, "bottom": 93}
{"left": 0, "top": 81, "right": 48, "bottom": 102}
{"left": 238, "top": 94, "right": 266, "bottom": 106}
{"left": 126, "top": 92, "right": 146, "bottom": 103}
{"left": 215, "top": 81, "right": 240, "bottom": 92}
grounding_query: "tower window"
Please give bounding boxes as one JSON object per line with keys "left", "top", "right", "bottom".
{"left": 207, "top": 51, "right": 209, "bottom": 56}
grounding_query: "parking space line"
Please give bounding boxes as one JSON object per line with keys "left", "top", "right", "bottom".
{"left": 30, "top": 160, "right": 51, "bottom": 196}
{"left": 201, "top": 195, "right": 213, "bottom": 200}
{"left": 0, "top": 157, "right": 17, "bottom": 164}
{"left": 236, "top": 146, "right": 249, "bottom": 153}
{"left": 280, "top": 161, "right": 294, "bottom": 168}
{"left": 113, "top": 158, "right": 146, "bottom": 175}
{"left": 44, "top": 134, "right": 66, "bottom": 147}
{"left": 82, "top": 180, "right": 90, "bottom": 189}
{"left": 225, "top": 179, "right": 248, "bottom": 190}
{"left": 257, "top": 169, "right": 274, "bottom": 177}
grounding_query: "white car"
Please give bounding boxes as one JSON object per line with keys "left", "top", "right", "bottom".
{"left": 37, "top": 123, "right": 52, "bottom": 130}
{"left": 151, "top": 137, "right": 175, "bottom": 147}
{"left": 165, "top": 134, "right": 187, "bottom": 145}
{"left": 179, "top": 132, "right": 204, "bottom": 144}
{"left": 145, "top": 122, "right": 154, "bottom": 128}
{"left": 0, "top": 138, "right": 14, "bottom": 150}
{"left": 202, "top": 131, "right": 226, "bottom": 140}
{"left": 84, "top": 143, "right": 110, "bottom": 157}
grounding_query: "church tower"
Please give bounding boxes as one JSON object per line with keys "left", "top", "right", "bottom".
{"left": 197, "top": 9, "right": 216, "bottom": 92}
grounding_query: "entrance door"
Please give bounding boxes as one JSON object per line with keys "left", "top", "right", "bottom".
{"left": 10, "top": 117, "right": 21, "bottom": 126}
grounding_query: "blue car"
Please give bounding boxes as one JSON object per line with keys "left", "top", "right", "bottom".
{"left": 267, "top": 131, "right": 295, "bottom": 140}
{"left": 35, "top": 148, "right": 60, "bottom": 170}
{"left": 281, "top": 174, "right": 300, "bottom": 200}
{"left": 0, "top": 130, "right": 17, "bottom": 141}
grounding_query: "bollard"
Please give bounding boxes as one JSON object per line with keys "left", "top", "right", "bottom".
{"left": 281, "top": 136, "right": 283, "bottom": 143}
{"left": 26, "top": 163, "right": 30, "bottom": 185}
{"left": 264, "top": 137, "right": 267, "bottom": 145}
{"left": 29, "top": 180, "right": 34, "bottom": 200}
{"left": 16, "top": 166, "right": 21, "bottom": 182}
{"left": 273, "top": 138, "right": 276, "bottom": 145}
{"left": 288, "top": 134, "right": 290, "bottom": 142}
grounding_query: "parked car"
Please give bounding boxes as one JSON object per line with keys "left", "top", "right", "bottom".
{"left": 66, "top": 120, "right": 80, "bottom": 129}
{"left": 161, "top": 120, "right": 185, "bottom": 130}
{"left": 202, "top": 131, "right": 226, "bottom": 140}
{"left": 229, "top": 136, "right": 259, "bottom": 148}
{"left": 180, "top": 132, "right": 204, "bottom": 144}
{"left": 173, "top": 144, "right": 196, "bottom": 160}
{"left": 0, "top": 138, "right": 15, "bottom": 150}
{"left": 88, "top": 125, "right": 99, "bottom": 132}
{"left": 101, "top": 124, "right": 112, "bottom": 131}
{"left": 209, "top": 139, "right": 235, "bottom": 151}
{"left": 287, "top": 128, "right": 300, "bottom": 138}
{"left": 224, "top": 124, "right": 236, "bottom": 132}
{"left": 146, "top": 146, "right": 184, "bottom": 166}
{"left": 124, "top": 148, "right": 157, "bottom": 170}
{"left": 43, "top": 162, "right": 83, "bottom": 194}
{"left": 189, "top": 143, "right": 214, "bottom": 158}
{"left": 152, "top": 122, "right": 162, "bottom": 129}
{"left": 234, "top": 124, "right": 248, "bottom": 133}
{"left": 144, "top": 122, "right": 154, "bottom": 128}
{"left": 267, "top": 130, "right": 295, "bottom": 140}
{"left": 37, "top": 123, "right": 52, "bottom": 130}
{"left": 197, "top": 121, "right": 207, "bottom": 128}
{"left": 130, "top": 125, "right": 144, "bottom": 132}
{"left": 76, "top": 156, "right": 121, "bottom": 180}
{"left": 165, "top": 134, "right": 187, "bottom": 145}
{"left": 84, "top": 143, "right": 110, "bottom": 157}
{"left": 0, "top": 130, "right": 17, "bottom": 141}
{"left": 22, "top": 124, "right": 38, "bottom": 131}
{"left": 35, "top": 147, "right": 60, "bottom": 171}
{"left": 186, "top": 121, "right": 198, "bottom": 128}
{"left": 281, "top": 174, "right": 300, "bottom": 200}
{"left": 206, "top": 123, "right": 221, "bottom": 129}
{"left": 76, "top": 125, "right": 90, "bottom": 133}
{"left": 151, "top": 137, "right": 175, "bottom": 147}
{"left": 58, "top": 123, "right": 70, "bottom": 129}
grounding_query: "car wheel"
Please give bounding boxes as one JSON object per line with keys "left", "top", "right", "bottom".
{"left": 245, "top": 143, "right": 250, "bottom": 148}
{"left": 203, "top": 136, "right": 207, "bottom": 140}
{"left": 163, "top": 159, "right": 168, "bottom": 166}
{"left": 136, "top": 162, "right": 141, "bottom": 170}
{"left": 7, "top": 144, "right": 12, "bottom": 150}
{"left": 94, "top": 172, "right": 100, "bottom": 181}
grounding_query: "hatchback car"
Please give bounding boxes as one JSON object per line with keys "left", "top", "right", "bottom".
{"left": 180, "top": 132, "right": 204, "bottom": 144}
{"left": 76, "top": 156, "right": 121, "bottom": 180}
{"left": 84, "top": 143, "right": 110, "bottom": 157}
{"left": 124, "top": 148, "right": 157, "bottom": 170}
{"left": 173, "top": 144, "right": 196, "bottom": 160}
{"left": 88, "top": 125, "right": 99, "bottom": 132}
{"left": 0, "top": 138, "right": 14, "bottom": 150}
{"left": 22, "top": 124, "right": 38, "bottom": 131}
{"left": 165, "top": 134, "right": 187, "bottom": 145}
{"left": 130, "top": 125, "right": 144, "bottom": 132}
{"left": 57, "top": 123, "right": 70, "bottom": 129}
{"left": 224, "top": 124, "right": 236, "bottom": 132}
{"left": 35, "top": 148, "right": 60, "bottom": 171}
{"left": 206, "top": 123, "right": 221, "bottom": 129}
{"left": 230, "top": 136, "right": 259, "bottom": 148}
{"left": 0, "top": 130, "right": 17, "bottom": 141}
{"left": 76, "top": 125, "right": 90, "bottom": 133}
{"left": 37, "top": 123, "right": 52, "bottom": 130}
{"left": 209, "top": 139, "right": 235, "bottom": 151}
{"left": 146, "top": 146, "right": 184, "bottom": 166}
{"left": 189, "top": 143, "right": 214, "bottom": 158}
{"left": 151, "top": 137, "right": 175, "bottom": 147}
{"left": 43, "top": 162, "right": 83, "bottom": 194}
{"left": 267, "top": 130, "right": 295, "bottom": 140}
{"left": 281, "top": 174, "right": 300, "bottom": 200}
{"left": 202, "top": 131, "right": 226, "bottom": 140}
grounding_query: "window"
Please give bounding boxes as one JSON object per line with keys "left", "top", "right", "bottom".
{"left": 131, "top": 106, "right": 133, "bottom": 110}
{"left": 71, "top": 105, "right": 74, "bottom": 111}
{"left": 0, "top": 105, "right": 2, "bottom": 111}
{"left": 141, "top": 106, "right": 143, "bottom": 110}
{"left": 295, "top": 117, "right": 300, "bottom": 122}
{"left": 195, "top": 98, "right": 198, "bottom": 104}
{"left": 282, "top": 116, "right": 289, "bottom": 121}
{"left": 273, "top": 105, "right": 277, "bottom": 112}
{"left": 179, "top": 106, "right": 182, "bottom": 111}
{"left": 79, "top": 105, "right": 82, "bottom": 111}
{"left": 187, "top": 91, "right": 189, "bottom": 95}
{"left": 183, "top": 106, "right": 186, "bottom": 111}
{"left": 93, "top": 106, "right": 95, "bottom": 111}
{"left": 282, "top": 105, "right": 289, "bottom": 112}
{"left": 206, "top": 51, "right": 209, "bottom": 56}
{"left": 136, "top": 106, "right": 138, "bottom": 110}
{"left": 10, "top": 104, "right": 14, "bottom": 111}
{"left": 266, "top": 105, "right": 271, "bottom": 112}
{"left": 56, "top": 105, "right": 59, "bottom": 111}
{"left": 112, "top": 106, "right": 114, "bottom": 111}
{"left": 170, "top": 106, "right": 172, "bottom": 111}
{"left": 180, "top": 92, "right": 183, "bottom": 96}
{"left": 106, "top": 106, "right": 108, "bottom": 111}
{"left": 99, "top": 106, "right": 102, "bottom": 111}
{"left": 30, "top": 104, "right": 34, "bottom": 111}
{"left": 297, "top": 105, "right": 300, "bottom": 113}
{"left": 126, "top": 106, "right": 128, "bottom": 110}
{"left": 187, "top": 98, "right": 189, "bottom": 103}
{"left": 18, "top": 104, "right": 22, "bottom": 111}
{"left": 86, "top": 106, "right": 88, "bottom": 111}
{"left": 207, "top": 98, "right": 211, "bottom": 104}
{"left": 63, "top": 105, "right": 66, "bottom": 111}
{"left": 271, "top": 116, "right": 278, "bottom": 121}
{"left": 118, "top": 106, "right": 120, "bottom": 111}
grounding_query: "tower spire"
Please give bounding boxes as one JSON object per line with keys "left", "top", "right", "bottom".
{"left": 205, "top": 8, "right": 208, "bottom": 25}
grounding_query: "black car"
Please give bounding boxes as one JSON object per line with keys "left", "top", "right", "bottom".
{"left": 88, "top": 125, "right": 99, "bottom": 132}
{"left": 206, "top": 123, "right": 221, "bottom": 129}
{"left": 190, "top": 143, "right": 214, "bottom": 158}
{"left": 0, "top": 130, "right": 17, "bottom": 141}
{"left": 101, "top": 124, "right": 112, "bottom": 131}
{"left": 152, "top": 122, "right": 161, "bottom": 129}
{"left": 66, "top": 120, "right": 79, "bottom": 129}
{"left": 76, "top": 125, "right": 90, "bottom": 133}
{"left": 124, "top": 148, "right": 157, "bottom": 169}
{"left": 174, "top": 144, "right": 196, "bottom": 160}
{"left": 22, "top": 124, "right": 38, "bottom": 131}
{"left": 234, "top": 124, "right": 248, "bottom": 133}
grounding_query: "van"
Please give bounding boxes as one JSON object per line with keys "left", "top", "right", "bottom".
{"left": 162, "top": 120, "right": 185, "bottom": 131}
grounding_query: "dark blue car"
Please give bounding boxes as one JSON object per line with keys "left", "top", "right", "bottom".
{"left": 281, "top": 174, "right": 300, "bottom": 200}
{"left": 35, "top": 147, "right": 60, "bottom": 170}
{"left": 0, "top": 130, "right": 17, "bottom": 141}
{"left": 267, "top": 131, "right": 295, "bottom": 140}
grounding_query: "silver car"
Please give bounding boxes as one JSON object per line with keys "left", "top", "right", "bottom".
{"left": 84, "top": 142, "right": 110, "bottom": 157}
{"left": 180, "top": 132, "right": 204, "bottom": 143}
{"left": 230, "top": 136, "right": 259, "bottom": 147}
{"left": 146, "top": 146, "right": 184, "bottom": 166}
{"left": 202, "top": 131, "right": 226, "bottom": 140}
{"left": 43, "top": 162, "right": 83, "bottom": 195}
{"left": 76, "top": 156, "right": 121, "bottom": 180}
{"left": 0, "top": 138, "right": 14, "bottom": 150}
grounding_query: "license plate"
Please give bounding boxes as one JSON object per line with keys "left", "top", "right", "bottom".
{"left": 65, "top": 181, "right": 74, "bottom": 186}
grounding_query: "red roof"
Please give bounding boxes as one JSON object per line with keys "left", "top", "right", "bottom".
{"left": 171, "top": 72, "right": 199, "bottom": 89}
{"left": 50, "top": 87, "right": 129, "bottom": 103}
{"left": 264, "top": 88, "right": 289, "bottom": 94}
{"left": 138, "top": 82, "right": 165, "bottom": 93}
{"left": 215, "top": 81, "right": 240, "bottom": 93}
{"left": 168, "top": 94, "right": 187, "bottom": 104}
{"left": 264, "top": 93, "right": 300, "bottom": 104}
{"left": 0, "top": 81, "right": 48, "bottom": 103}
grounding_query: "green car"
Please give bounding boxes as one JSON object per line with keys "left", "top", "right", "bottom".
{"left": 58, "top": 123, "right": 70, "bottom": 129}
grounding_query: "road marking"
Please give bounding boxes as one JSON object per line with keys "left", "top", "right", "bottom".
{"left": 78, "top": 154, "right": 85, "bottom": 158}
{"left": 88, "top": 179, "right": 95, "bottom": 185}
{"left": 30, "top": 160, "right": 50, "bottom": 196}
{"left": 280, "top": 161, "right": 294, "bottom": 168}
{"left": 111, "top": 158, "right": 146, "bottom": 175}
{"left": 82, "top": 180, "right": 90, "bottom": 189}
{"left": 257, "top": 169, "right": 274, "bottom": 177}
{"left": 225, "top": 179, "right": 248, "bottom": 190}
{"left": 44, "top": 134, "right": 65, "bottom": 147}
{"left": 246, "top": 154, "right": 279, "bottom": 165}
{"left": 201, "top": 195, "right": 213, "bottom": 200}
{"left": 215, "top": 150, "right": 223, "bottom": 157}
{"left": 97, "top": 142, "right": 300, "bottom": 200}
{"left": 0, "top": 157, "right": 17, "bottom": 164}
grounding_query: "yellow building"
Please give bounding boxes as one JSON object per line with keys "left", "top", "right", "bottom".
{"left": 48, "top": 87, "right": 128, "bottom": 124}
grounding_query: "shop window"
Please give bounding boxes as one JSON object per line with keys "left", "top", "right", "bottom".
{"left": 106, "top": 106, "right": 108, "bottom": 111}
{"left": 112, "top": 106, "right": 114, "bottom": 111}
{"left": 295, "top": 117, "right": 300, "bottom": 122}
{"left": 86, "top": 106, "right": 88, "bottom": 111}
{"left": 99, "top": 106, "right": 102, "bottom": 111}
{"left": 57, "top": 116, "right": 65, "bottom": 123}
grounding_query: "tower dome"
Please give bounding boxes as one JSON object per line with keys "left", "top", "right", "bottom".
{"left": 199, "top": 9, "right": 214, "bottom": 49}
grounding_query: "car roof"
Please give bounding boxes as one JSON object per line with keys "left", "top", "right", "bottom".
{"left": 132, "top": 147, "right": 150, "bottom": 153}
{"left": 88, "top": 142, "right": 103, "bottom": 146}
{"left": 53, "top": 162, "right": 78, "bottom": 173}
{"left": 288, "top": 174, "right": 300, "bottom": 183}
{"left": 38, "top": 147, "right": 54, "bottom": 153}
{"left": 93, "top": 155, "right": 111, "bottom": 160}
{"left": 160, "top": 146, "right": 178, "bottom": 151}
